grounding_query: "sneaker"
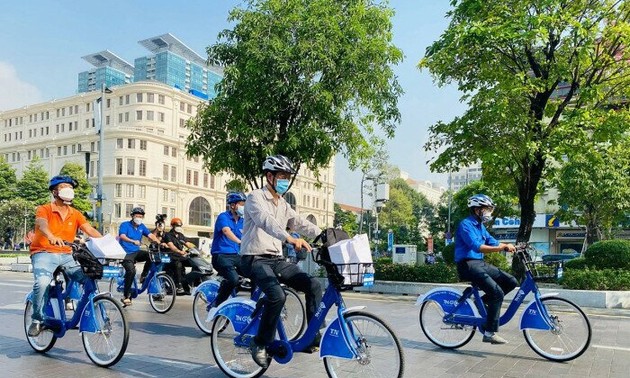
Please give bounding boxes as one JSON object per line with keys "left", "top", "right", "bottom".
{"left": 27, "top": 321, "right": 43, "bottom": 337}
{"left": 482, "top": 333, "right": 508, "bottom": 344}
{"left": 249, "top": 340, "right": 269, "bottom": 368}
{"left": 176, "top": 287, "right": 186, "bottom": 295}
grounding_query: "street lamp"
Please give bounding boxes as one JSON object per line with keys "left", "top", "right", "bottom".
{"left": 95, "top": 83, "right": 112, "bottom": 234}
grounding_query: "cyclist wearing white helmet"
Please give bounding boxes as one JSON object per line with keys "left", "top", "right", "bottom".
{"left": 210, "top": 191, "right": 247, "bottom": 308}
{"left": 240, "top": 154, "right": 322, "bottom": 368}
{"left": 118, "top": 207, "right": 160, "bottom": 306}
{"left": 455, "top": 193, "right": 517, "bottom": 345}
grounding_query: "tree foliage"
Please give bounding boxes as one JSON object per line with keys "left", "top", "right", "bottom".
{"left": 186, "top": 0, "right": 403, "bottom": 188}
{"left": 0, "top": 198, "right": 36, "bottom": 245}
{"left": 421, "top": 0, "right": 630, "bottom": 244}
{"left": 59, "top": 162, "right": 92, "bottom": 213}
{"left": 16, "top": 157, "right": 50, "bottom": 206}
{"left": 0, "top": 156, "right": 17, "bottom": 202}
{"left": 333, "top": 203, "right": 358, "bottom": 235}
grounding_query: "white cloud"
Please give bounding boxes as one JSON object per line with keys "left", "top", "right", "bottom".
{"left": 0, "top": 61, "right": 43, "bottom": 111}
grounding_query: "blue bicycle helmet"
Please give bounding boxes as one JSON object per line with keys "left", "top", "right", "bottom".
{"left": 467, "top": 194, "right": 495, "bottom": 209}
{"left": 48, "top": 175, "right": 78, "bottom": 191}
{"left": 226, "top": 191, "right": 247, "bottom": 204}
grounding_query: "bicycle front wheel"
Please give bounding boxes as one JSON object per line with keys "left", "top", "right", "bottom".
{"left": 281, "top": 287, "right": 306, "bottom": 341}
{"left": 523, "top": 296, "right": 591, "bottom": 362}
{"left": 148, "top": 273, "right": 176, "bottom": 313}
{"left": 193, "top": 291, "right": 213, "bottom": 335}
{"left": 81, "top": 295, "right": 129, "bottom": 367}
{"left": 211, "top": 314, "right": 267, "bottom": 378}
{"left": 323, "top": 311, "right": 404, "bottom": 378}
{"left": 419, "top": 299, "right": 475, "bottom": 349}
{"left": 24, "top": 300, "right": 56, "bottom": 352}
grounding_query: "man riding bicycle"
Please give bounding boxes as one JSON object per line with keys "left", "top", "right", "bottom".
{"left": 163, "top": 217, "right": 196, "bottom": 295}
{"left": 118, "top": 207, "right": 160, "bottom": 306}
{"left": 240, "top": 155, "right": 322, "bottom": 368}
{"left": 455, "top": 194, "right": 518, "bottom": 345}
{"left": 27, "top": 175, "right": 102, "bottom": 336}
{"left": 210, "top": 191, "right": 246, "bottom": 308}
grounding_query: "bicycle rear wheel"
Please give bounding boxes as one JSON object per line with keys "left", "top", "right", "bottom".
{"left": 193, "top": 291, "right": 213, "bottom": 335}
{"left": 281, "top": 287, "right": 306, "bottom": 341}
{"left": 419, "top": 299, "right": 475, "bottom": 349}
{"left": 523, "top": 296, "right": 591, "bottom": 362}
{"left": 148, "top": 273, "right": 176, "bottom": 313}
{"left": 24, "top": 300, "right": 56, "bottom": 352}
{"left": 81, "top": 295, "right": 129, "bottom": 367}
{"left": 323, "top": 311, "right": 404, "bottom": 378}
{"left": 211, "top": 314, "right": 267, "bottom": 378}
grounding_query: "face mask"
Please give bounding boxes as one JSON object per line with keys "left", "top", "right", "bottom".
{"left": 275, "top": 179, "right": 290, "bottom": 195}
{"left": 57, "top": 187, "right": 75, "bottom": 203}
{"left": 157, "top": 225, "right": 164, "bottom": 231}
{"left": 174, "top": 227, "right": 183, "bottom": 234}
{"left": 236, "top": 205, "right": 245, "bottom": 217}
{"left": 133, "top": 217, "right": 143, "bottom": 225}
{"left": 481, "top": 210, "right": 493, "bottom": 223}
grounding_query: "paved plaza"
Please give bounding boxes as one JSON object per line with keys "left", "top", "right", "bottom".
{"left": 1, "top": 270, "right": 630, "bottom": 377}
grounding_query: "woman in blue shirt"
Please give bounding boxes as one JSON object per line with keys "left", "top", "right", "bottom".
{"left": 210, "top": 192, "right": 246, "bottom": 307}
{"left": 455, "top": 194, "right": 518, "bottom": 345}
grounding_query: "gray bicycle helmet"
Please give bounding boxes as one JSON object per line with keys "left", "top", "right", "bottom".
{"left": 262, "top": 155, "right": 296, "bottom": 174}
{"left": 467, "top": 194, "right": 495, "bottom": 208}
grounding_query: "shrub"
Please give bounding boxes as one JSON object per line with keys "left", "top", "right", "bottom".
{"left": 561, "top": 268, "right": 630, "bottom": 290}
{"left": 441, "top": 243, "right": 455, "bottom": 265}
{"left": 374, "top": 262, "right": 459, "bottom": 283}
{"left": 484, "top": 252, "right": 510, "bottom": 272}
{"left": 563, "top": 257, "right": 590, "bottom": 270}
{"left": 584, "top": 239, "right": 630, "bottom": 270}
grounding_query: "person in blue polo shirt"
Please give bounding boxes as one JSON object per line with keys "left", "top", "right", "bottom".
{"left": 455, "top": 194, "right": 518, "bottom": 345}
{"left": 118, "top": 207, "right": 160, "bottom": 306}
{"left": 210, "top": 191, "right": 247, "bottom": 307}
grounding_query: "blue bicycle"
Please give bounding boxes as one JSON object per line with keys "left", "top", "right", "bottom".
{"left": 24, "top": 242, "right": 130, "bottom": 367}
{"left": 108, "top": 247, "right": 177, "bottom": 313}
{"left": 193, "top": 276, "right": 306, "bottom": 340}
{"left": 209, "top": 247, "right": 404, "bottom": 378}
{"left": 418, "top": 244, "right": 591, "bottom": 361}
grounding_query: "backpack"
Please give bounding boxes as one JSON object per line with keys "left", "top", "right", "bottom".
{"left": 314, "top": 228, "right": 350, "bottom": 263}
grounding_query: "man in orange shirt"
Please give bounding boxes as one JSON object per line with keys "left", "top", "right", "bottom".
{"left": 27, "top": 175, "right": 102, "bottom": 337}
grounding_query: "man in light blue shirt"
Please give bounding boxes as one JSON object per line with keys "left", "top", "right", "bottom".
{"left": 455, "top": 194, "right": 517, "bottom": 345}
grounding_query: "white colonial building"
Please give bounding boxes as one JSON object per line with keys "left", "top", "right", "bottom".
{"left": 0, "top": 81, "right": 335, "bottom": 237}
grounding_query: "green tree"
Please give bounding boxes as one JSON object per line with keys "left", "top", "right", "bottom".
{"left": 187, "top": 0, "right": 403, "bottom": 188}
{"left": 0, "top": 198, "right": 36, "bottom": 247}
{"left": 59, "top": 162, "right": 92, "bottom": 213}
{"left": 16, "top": 157, "right": 49, "bottom": 206}
{"left": 554, "top": 140, "right": 630, "bottom": 245}
{"left": 421, "top": 0, "right": 630, "bottom": 246}
{"left": 333, "top": 203, "right": 358, "bottom": 235}
{"left": 225, "top": 179, "right": 248, "bottom": 193}
{"left": 0, "top": 156, "right": 17, "bottom": 201}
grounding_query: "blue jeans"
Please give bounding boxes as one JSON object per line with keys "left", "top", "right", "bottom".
{"left": 31, "top": 252, "right": 85, "bottom": 322}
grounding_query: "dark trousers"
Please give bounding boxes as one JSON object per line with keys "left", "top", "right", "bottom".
{"left": 457, "top": 259, "right": 518, "bottom": 333}
{"left": 212, "top": 253, "right": 241, "bottom": 306}
{"left": 240, "top": 255, "right": 322, "bottom": 346}
{"left": 122, "top": 250, "right": 150, "bottom": 298}
{"left": 166, "top": 253, "right": 189, "bottom": 288}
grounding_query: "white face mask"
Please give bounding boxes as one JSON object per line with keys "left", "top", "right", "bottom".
{"left": 133, "top": 217, "right": 143, "bottom": 225}
{"left": 481, "top": 209, "right": 493, "bottom": 223}
{"left": 236, "top": 205, "right": 245, "bottom": 217}
{"left": 174, "top": 227, "right": 184, "bottom": 234}
{"left": 57, "top": 187, "right": 75, "bottom": 202}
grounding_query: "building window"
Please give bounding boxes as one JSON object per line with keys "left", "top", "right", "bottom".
{"left": 186, "top": 169, "right": 192, "bottom": 185}
{"left": 163, "top": 164, "right": 169, "bottom": 180}
{"left": 180, "top": 102, "right": 185, "bottom": 111}
{"left": 85, "top": 103, "right": 89, "bottom": 112}
{"left": 116, "top": 158, "right": 123, "bottom": 175}
{"left": 106, "top": 115, "right": 110, "bottom": 125}
{"left": 171, "top": 147, "right": 176, "bottom": 157}
{"left": 139, "top": 159, "right": 146, "bottom": 176}
{"left": 63, "top": 146, "right": 67, "bottom": 155}
{"left": 117, "top": 138, "right": 123, "bottom": 149}
{"left": 203, "top": 173, "right": 208, "bottom": 188}
{"left": 158, "top": 94, "right": 165, "bottom": 104}
{"left": 125, "top": 112, "right": 129, "bottom": 122}
{"left": 193, "top": 171, "right": 199, "bottom": 186}
{"left": 106, "top": 98, "right": 111, "bottom": 108}
{"left": 137, "top": 93, "right": 143, "bottom": 103}
{"left": 127, "top": 159, "right": 135, "bottom": 175}
{"left": 139, "top": 185, "right": 146, "bottom": 199}
{"left": 147, "top": 93, "right": 154, "bottom": 103}
{"left": 147, "top": 111, "right": 154, "bottom": 121}
{"left": 115, "top": 184, "right": 122, "bottom": 197}
{"left": 164, "top": 146, "right": 169, "bottom": 155}
{"left": 125, "top": 204, "right": 134, "bottom": 216}
{"left": 127, "top": 139, "right": 135, "bottom": 149}
{"left": 136, "top": 111, "right": 142, "bottom": 120}
{"left": 119, "top": 96, "right": 123, "bottom": 106}
{"left": 140, "top": 140, "right": 147, "bottom": 150}
{"left": 71, "top": 144, "right": 76, "bottom": 154}
{"left": 125, "top": 94, "right": 130, "bottom": 104}
{"left": 163, "top": 188, "right": 169, "bottom": 202}
{"left": 187, "top": 104, "right": 192, "bottom": 113}
{"left": 159, "top": 112, "right": 165, "bottom": 122}
{"left": 285, "top": 192, "right": 297, "bottom": 210}
{"left": 189, "top": 197, "right": 212, "bottom": 226}
{"left": 126, "top": 184, "right": 134, "bottom": 197}
{"left": 118, "top": 113, "right": 123, "bottom": 123}
{"left": 179, "top": 118, "right": 185, "bottom": 127}
{"left": 115, "top": 203, "right": 122, "bottom": 218}
{"left": 210, "top": 175, "right": 215, "bottom": 189}
{"left": 170, "top": 166, "right": 176, "bottom": 182}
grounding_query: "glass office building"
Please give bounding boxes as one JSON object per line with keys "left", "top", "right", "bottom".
{"left": 78, "top": 51, "right": 134, "bottom": 93}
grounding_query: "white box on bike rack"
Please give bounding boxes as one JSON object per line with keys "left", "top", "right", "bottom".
{"left": 86, "top": 234, "right": 126, "bottom": 260}
{"left": 328, "top": 234, "right": 373, "bottom": 285}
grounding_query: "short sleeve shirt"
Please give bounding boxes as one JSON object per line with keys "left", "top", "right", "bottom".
{"left": 118, "top": 220, "right": 151, "bottom": 253}
{"left": 211, "top": 211, "right": 243, "bottom": 255}
{"left": 30, "top": 203, "right": 88, "bottom": 254}
{"left": 454, "top": 215, "right": 499, "bottom": 262}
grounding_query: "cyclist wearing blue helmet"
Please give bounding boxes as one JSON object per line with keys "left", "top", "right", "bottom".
{"left": 27, "top": 175, "right": 103, "bottom": 336}
{"left": 455, "top": 193, "right": 517, "bottom": 345}
{"left": 210, "top": 191, "right": 247, "bottom": 308}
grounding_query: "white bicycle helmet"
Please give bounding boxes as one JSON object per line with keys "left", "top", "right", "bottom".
{"left": 467, "top": 194, "right": 495, "bottom": 208}
{"left": 262, "top": 155, "right": 296, "bottom": 174}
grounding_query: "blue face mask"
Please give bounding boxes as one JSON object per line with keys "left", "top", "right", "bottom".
{"left": 275, "top": 179, "right": 290, "bottom": 195}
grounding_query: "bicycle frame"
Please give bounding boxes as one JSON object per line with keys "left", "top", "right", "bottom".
{"left": 113, "top": 252, "right": 170, "bottom": 297}
{"left": 25, "top": 275, "right": 107, "bottom": 337}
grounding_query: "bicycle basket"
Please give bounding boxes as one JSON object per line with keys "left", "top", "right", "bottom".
{"left": 334, "top": 263, "right": 375, "bottom": 289}
{"left": 526, "top": 260, "right": 563, "bottom": 282}
{"left": 73, "top": 246, "right": 103, "bottom": 279}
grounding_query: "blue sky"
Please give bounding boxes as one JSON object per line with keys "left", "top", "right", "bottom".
{"left": 0, "top": 1, "right": 465, "bottom": 207}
